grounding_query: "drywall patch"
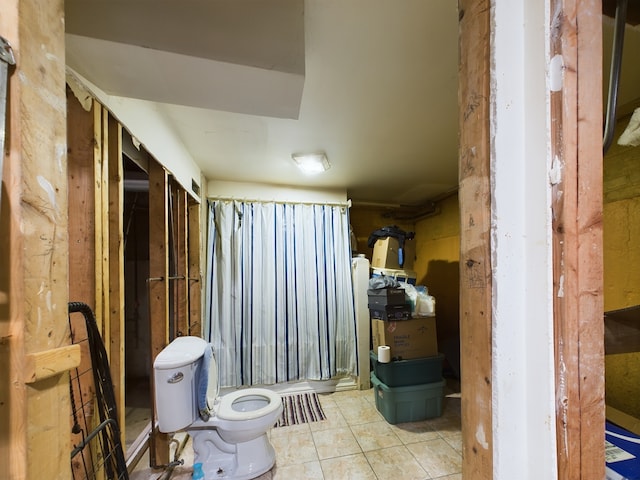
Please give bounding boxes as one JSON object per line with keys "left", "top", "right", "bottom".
{"left": 476, "top": 423, "right": 489, "bottom": 450}
{"left": 549, "top": 55, "right": 564, "bottom": 92}
{"left": 549, "top": 154, "right": 563, "bottom": 185}
{"left": 65, "top": 69, "right": 93, "bottom": 111}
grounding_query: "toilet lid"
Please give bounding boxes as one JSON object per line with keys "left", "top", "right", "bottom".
{"left": 206, "top": 347, "right": 219, "bottom": 409}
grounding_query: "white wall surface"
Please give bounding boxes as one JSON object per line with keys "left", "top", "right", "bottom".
{"left": 491, "top": 0, "right": 557, "bottom": 478}
{"left": 67, "top": 68, "right": 202, "bottom": 201}
{"left": 207, "top": 180, "right": 348, "bottom": 205}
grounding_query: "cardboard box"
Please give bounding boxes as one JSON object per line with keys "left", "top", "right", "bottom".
{"left": 606, "top": 420, "right": 640, "bottom": 479}
{"left": 371, "top": 317, "right": 438, "bottom": 360}
{"left": 372, "top": 237, "right": 416, "bottom": 270}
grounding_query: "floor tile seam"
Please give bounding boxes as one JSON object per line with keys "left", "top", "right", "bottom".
{"left": 309, "top": 422, "right": 360, "bottom": 463}
{"left": 358, "top": 447, "right": 383, "bottom": 480}
{"left": 439, "top": 434, "right": 463, "bottom": 457}
{"left": 404, "top": 438, "right": 463, "bottom": 479}
{"left": 402, "top": 442, "right": 438, "bottom": 480}
{"left": 365, "top": 444, "right": 430, "bottom": 479}
{"left": 348, "top": 422, "right": 404, "bottom": 452}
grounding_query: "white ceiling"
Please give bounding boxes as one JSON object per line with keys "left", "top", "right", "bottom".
{"left": 65, "top": 1, "right": 640, "bottom": 207}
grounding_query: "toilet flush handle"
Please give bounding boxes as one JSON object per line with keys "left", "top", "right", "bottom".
{"left": 168, "top": 372, "right": 184, "bottom": 384}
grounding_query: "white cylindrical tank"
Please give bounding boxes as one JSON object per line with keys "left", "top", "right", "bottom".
{"left": 154, "top": 336, "right": 208, "bottom": 433}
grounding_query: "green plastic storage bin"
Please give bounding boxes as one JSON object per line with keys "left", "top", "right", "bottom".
{"left": 371, "top": 372, "right": 445, "bottom": 424}
{"left": 370, "top": 351, "right": 444, "bottom": 387}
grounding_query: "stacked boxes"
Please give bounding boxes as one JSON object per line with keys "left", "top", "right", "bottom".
{"left": 368, "top": 287, "right": 445, "bottom": 424}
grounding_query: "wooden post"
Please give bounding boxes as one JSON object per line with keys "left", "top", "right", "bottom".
{"left": 67, "top": 88, "right": 100, "bottom": 480}
{"left": 107, "top": 114, "right": 126, "bottom": 446}
{"left": 173, "top": 183, "right": 189, "bottom": 337}
{"left": 458, "top": 1, "right": 493, "bottom": 478}
{"left": 188, "top": 200, "right": 202, "bottom": 336}
{"left": 148, "top": 159, "right": 170, "bottom": 466}
{"left": 550, "top": 1, "right": 605, "bottom": 478}
{"left": 0, "top": 1, "right": 69, "bottom": 478}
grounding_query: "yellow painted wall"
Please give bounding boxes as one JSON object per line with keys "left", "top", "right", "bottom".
{"left": 350, "top": 193, "right": 461, "bottom": 376}
{"left": 414, "top": 194, "right": 460, "bottom": 377}
{"left": 604, "top": 111, "right": 640, "bottom": 418}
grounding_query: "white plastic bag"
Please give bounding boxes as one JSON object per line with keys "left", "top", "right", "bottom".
{"left": 415, "top": 285, "right": 436, "bottom": 317}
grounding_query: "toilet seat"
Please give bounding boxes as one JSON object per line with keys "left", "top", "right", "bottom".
{"left": 216, "top": 388, "right": 282, "bottom": 421}
{"left": 201, "top": 348, "right": 282, "bottom": 422}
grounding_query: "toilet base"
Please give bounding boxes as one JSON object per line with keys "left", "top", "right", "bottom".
{"left": 190, "top": 429, "right": 277, "bottom": 480}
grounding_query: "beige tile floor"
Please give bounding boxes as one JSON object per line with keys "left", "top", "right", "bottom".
{"left": 132, "top": 385, "right": 462, "bottom": 480}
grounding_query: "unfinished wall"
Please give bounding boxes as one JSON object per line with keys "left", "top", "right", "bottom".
{"left": 414, "top": 194, "right": 460, "bottom": 377}
{"left": 348, "top": 206, "right": 414, "bottom": 259}
{"left": 349, "top": 197, "right": 460, "bottom": 377}
{"left": 0, "top": 1, "right": 72, "bottom": 479}
{"left": 604, "top": 108, "right": 640, "bottom": 418}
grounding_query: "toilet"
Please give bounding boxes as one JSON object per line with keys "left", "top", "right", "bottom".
{"left": 154, "top": 336, "right": 283, "bottom": 480}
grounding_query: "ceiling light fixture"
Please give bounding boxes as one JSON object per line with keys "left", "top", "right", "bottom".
{"left": 291, "top": 152, "right": 330, "bottom": 174}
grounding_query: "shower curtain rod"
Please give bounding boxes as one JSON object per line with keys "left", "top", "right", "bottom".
{"left": 208, "top": 196, "right": 352, "bottom": 208}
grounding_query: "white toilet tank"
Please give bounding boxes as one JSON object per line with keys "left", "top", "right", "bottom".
{"left": 153, "top": 336, "right": 208, "bottom": 433}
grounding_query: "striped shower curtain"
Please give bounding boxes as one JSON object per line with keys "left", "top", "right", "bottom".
{"left": 204, "top": 200, "right": 357, "bottom": 388}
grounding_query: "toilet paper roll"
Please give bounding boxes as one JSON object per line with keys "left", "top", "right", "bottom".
{"left": 378, "top": 345, "right": 391, "bottom": 363}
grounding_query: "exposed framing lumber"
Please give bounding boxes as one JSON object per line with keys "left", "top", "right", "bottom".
{"left": 24, "top": 345, "right": 81, "bottom": 384}
{"left": 457, "top": 1, "right": 493, "bottom": 478}
{"left": 549, "top": 1, "right": 605, "bottom": 478}
{"left": 148, "top": 159, "right": 170, "bottom": 466}
{"left": 188, "top": 200, "right": 202, "bottom": 336}
{"left": 172, "top": 182, "right": 189, "bottom": 337}
{"left": 0, "top": 1, "right": 69, "bottom": 478}
{"left": 107, "top": 114, "right": 126, "bottom": 446}
{"left": 67, "top": 88, "right": 100, "bottom": 480}
{"left": 93, "top": 104, "right": 108, "bottom": 340}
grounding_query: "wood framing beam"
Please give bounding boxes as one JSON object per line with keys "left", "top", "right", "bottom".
{"left": 67, "top": 95, "right": 98, "bottom": 310}
{"left": 107, "top": 114, "right": 126, "bottom": 446}
{"left": 67, "top": 87, "right": 99, "bottom": 480}
{"left": 457, "top": 1, "right": 492, "bottom": 478}
{"left": 550, "top": 1, "right": 604, "bottom": 478}
{"left": 173, "top": 183, "right": 189, "bottom": 337}
{"left": 94, "top": 104, "right": 108, "bottom": 340}
{"left": 24, "top": 345, "right": 81, "bottom": 384}
{"left": 148, "top": 159, "right": 170, "bottom": 467}
{"left": 188, "top": 200, "right": 202, "bottom": 336}
{"left": 0, "top": 1, "right": 69, "bottom": 478}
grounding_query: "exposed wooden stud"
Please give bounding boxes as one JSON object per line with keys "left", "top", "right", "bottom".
{"left": 0, "top": 1, "right": 69, "bottom": 478}
{"left": 93, "top": 103, "right": 106, "bottom": 340}
{"left": 107, "top": 113, "right": 126, "bottom": 446}
{"left": 188, "top": 200, "right": 202, "bottom": 336}
{"left": 148, "top": 158, "right": 170, "bottom": 466}
{"left": 100, "top": 107, "right": 111, "bottom": 350}
{"left": 457, "top": 1, "right": 493, "bottom": 478}
{"left": 549, "top": 0, "right": 604, "bottom": 478}
{"left": 174, "top": 184, "right": 189, "bottom": 337}
{"left": 67, "top": 86, "right": 99, "bottom": 480}
{"left": 575, "top": 0, "right": 605, "bottom": 475}
{"left": 24, "top": 345, "right": 81, "bottom": 383}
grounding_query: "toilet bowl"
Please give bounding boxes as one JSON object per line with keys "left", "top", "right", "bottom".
{"left": 154, "top": 336, "right": 283, "bottom": 480}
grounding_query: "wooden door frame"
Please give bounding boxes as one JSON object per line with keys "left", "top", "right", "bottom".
{"left": 458, "top": 1, "right": 604, "bottom": 478}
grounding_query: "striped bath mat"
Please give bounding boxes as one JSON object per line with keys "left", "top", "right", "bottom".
{"left": 275, "top": 392, "right": 326, "bottom": 427}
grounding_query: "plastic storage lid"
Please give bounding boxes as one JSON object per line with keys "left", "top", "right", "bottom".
{"left": 154, "top": 336, "right": 207, "bottom": 369}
